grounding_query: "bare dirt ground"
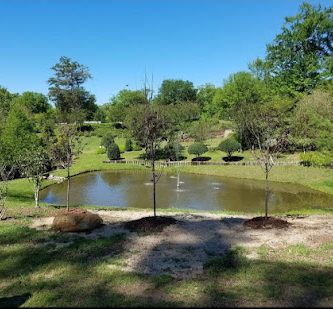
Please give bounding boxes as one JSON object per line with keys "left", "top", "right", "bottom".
{"left": 31, "top": 210, "right": 333, "bottom": 279}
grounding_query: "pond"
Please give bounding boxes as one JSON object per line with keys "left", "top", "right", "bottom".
{"left": 40, "top": 170, "right": 333, "bottom": 213}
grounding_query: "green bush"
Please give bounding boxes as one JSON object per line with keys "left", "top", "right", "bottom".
{"left": 96, "top": 146, "right": 106, "bottom": 154}
{"left": 163, "top": 141, "right": 184, "bottom": 161}
{"left": 107, "top": 143, "right": 121, "bottom": 160}
{"left": 125, "top": 138, "right": 133, "bottom": 151}
{"left": 218, "top": 137, "right": 241, "bottom": 158}
{"left": 132, "top": 141, "right": 142, "bottom": 151}
{"left": 188, "top": 142, "right": 208, "bottom": 157}
{"left": 300, "top": 152, "right": 333, "bottom": 167}
{"left": 101, "top": 133, "right": 115, "bottom": 149}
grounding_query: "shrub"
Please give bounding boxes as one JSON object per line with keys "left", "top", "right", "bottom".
{"left": 218, "top": 137, "right": 241, "bottom": 158}
{"left": 101, "top": 133, "right": 115, "bottom": 149}
{"left": 188, "top": 143, "right": 208, "bottom": 158}
{"left": 300, "top": 152, "right": 333, "bottom": 167}
{"left": 107, "top": 143, "right": 121, "bottom": 160}
{"left": 132, "top": 142, "right": 142, "bottom": 151}
{"left": 163, "top": 141, "right": 184, "bottom": 161}
{"left": 125, "top": 138, "right": 133, "bottom": 151}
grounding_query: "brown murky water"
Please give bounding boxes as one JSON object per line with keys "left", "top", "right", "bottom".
{"left": 40, "top": 170, "right": 333, "bottom": 213}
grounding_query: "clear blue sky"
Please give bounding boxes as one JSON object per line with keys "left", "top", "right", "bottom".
{"left": 0, "top": 0, "right": 331, "bottom": 104}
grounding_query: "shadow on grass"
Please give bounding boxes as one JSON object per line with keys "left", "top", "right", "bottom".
{"left": 1, "top": 217, "right": 333, "bottom": 307}
{"left": 222, "top": 156, "right": 244, "bottom": 162}
{"left": 191, "top": 156, "right": 212, "bottom": 162}
{"left": 0, "top": 293, "right": 31, "bottom": 308}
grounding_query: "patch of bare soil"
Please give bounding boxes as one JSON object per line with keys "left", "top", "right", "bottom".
{"left": 243, "top": 216, "right": 290, "bottom": 229}
{"left": 124, "top": 216, "right": 178, "bottom": 233}
{"left": 30, "top": 210, "right": 333, "bottom": 279}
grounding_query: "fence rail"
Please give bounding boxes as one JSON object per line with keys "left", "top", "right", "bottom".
{"left": 103, "top": 159, "right": 301, "bottom": 167}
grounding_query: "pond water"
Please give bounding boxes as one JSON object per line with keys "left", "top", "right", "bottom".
{"left": 40, "top": 170, "right": 333, "bottom": 213}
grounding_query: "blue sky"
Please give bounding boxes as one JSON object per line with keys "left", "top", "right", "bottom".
{"left": 0, "top": 0, "right": 332, "bottom": 104}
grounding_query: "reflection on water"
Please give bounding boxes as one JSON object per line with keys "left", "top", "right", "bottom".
{"left": 40, "top": 171, "right": 333, "bottom": 213}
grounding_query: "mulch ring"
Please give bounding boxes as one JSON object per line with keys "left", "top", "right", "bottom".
{"left": 124, "top": 216, "right": 178, "bottom": 233}
{"left": 243, "top": 216, "right": 290, "bottom": 229}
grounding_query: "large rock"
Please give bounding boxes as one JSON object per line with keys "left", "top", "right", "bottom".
{"left": 52, "top": 209, "right": 103, "bottom": 232}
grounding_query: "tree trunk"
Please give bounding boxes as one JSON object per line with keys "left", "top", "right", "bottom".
{"left": 34, "top": 180, "right": 40, "bottom": 208}
{"left": 265, "top": 164, "right": 269, "bottom": 219}
{"left": 66, "top": 166, "right": 70, "bottom": 211}
{"left": 152, "top": 158, "right": 156, "bottom": 217}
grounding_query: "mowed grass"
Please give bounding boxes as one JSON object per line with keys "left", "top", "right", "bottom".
{"left": 1, "top": 221, "right": 333, "bottom": 307}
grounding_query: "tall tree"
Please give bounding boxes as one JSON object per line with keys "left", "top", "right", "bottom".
{"left": 263, "top": 2, "right": 333, "bottom": 96}
{"left": 51, "top": 124, "right": 82, "bottom": 211}
{"left": 127, "top": 104, "right": 170, "bottom": 217}
{"left": 0, "top": 86, "right": 18, "bottom": 132}
{"left": 156, "top": 79, "right": 197, "bottom": 105}
{"left": 48, "top": 56, "right": 97, "bottom": 123}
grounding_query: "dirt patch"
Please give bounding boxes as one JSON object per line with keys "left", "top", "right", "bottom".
{"left": 243, "top": 216, "right": 290, "bottom": 229}
{"left": 124, "top": 216, "right": 178, "bottom": 233}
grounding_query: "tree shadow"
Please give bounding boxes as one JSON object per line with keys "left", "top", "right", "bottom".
{"left": 0, "top": 293, "right": 31, "bottom": 307}
{"left": 222, "top": 156, "right": 244, "bottom": 162}
{"left": 191, "top": 156, "right": 212, "bottom": 162}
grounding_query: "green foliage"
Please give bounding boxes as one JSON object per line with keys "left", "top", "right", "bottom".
{"left": 48, "top": 56, "right": 97, "bottom": 122}
{"left": 218, "top": 137, "right": 241, "bottom": 157}
{"left": 101, "top": 133, "right": 115, "bottom": 149}
{"left": 300, "top": 152, "right": 333, "bottom": 167}
{"left": 187, "top": 143, "right": 208, "bottom": 157}
{"left": 106, "top": 143, "right": 121, "bottom": 160}
{"left": 163, "top": 141, "right": 184, "bottom": 161}
{"left": 262, "top": 3, "right": 333, "bottom": 96}
{"left": 187, "top": 120, "right": 211, "bottom": 142}
{"left": 156, "top": 79, "right": 197, "bottom": 105}
{"left": 0, "top": 86, "right": 18, "bottom": 128}
{"left": 15, "top": 91, "right": 50, "bottom": 114}
{"left": 125, "top": 138, "right": 133, "bottom": 152}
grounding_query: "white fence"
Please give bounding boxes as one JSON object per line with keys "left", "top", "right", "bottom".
{"left": 103, "top": 159, "right": 301, "bottom": 167}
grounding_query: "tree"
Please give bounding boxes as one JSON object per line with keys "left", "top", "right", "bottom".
{"left": 156, "top": 79, "right": 197, "bottom": 105}
{"left": 51, "top": 124, "right": 82, "bottom": 211}
{"left": 292, "top": 89, "right": 333, "bottom": 151}
{"left": 101, "top": 133, "right": 115, "bottom": 149}
{"left": 15, "top": 92, "right": 50, "bottom": 114}
{"left": 0, "top": 146, "right": 16, "bottom": 220}
{"left": 240, "top": 100, "right": 288, "bottom": 219}
{"left": 106, "top": 143, "right": 121, "bottom": 160}
{"left": 128, "top": 104, "right": 170, "bottom": 217}
{"left": 106, "top": 89, "right": 148, "bottom": 122}
{"left": 0, "top": 86, "right": 18, "bottom": 132}
{"left": 218, "top": 137, "right": 241, "bottom": 158}
{"left": 48, "top": 56, "right": 97, "bottom": 122}
{"left": 196, "top": 84, "right": 218, "bottom": 116}
{"left": 20, "top": 147, "right": 51, "bottom": 208}
{"left": 263, "top": 2, "right": 333, "bottom": 96}
{"left": 163, "top": 141, "right": 184, "bottom": 161}
{"left": 188, "top": 143, "right": 208, "bottom": 158}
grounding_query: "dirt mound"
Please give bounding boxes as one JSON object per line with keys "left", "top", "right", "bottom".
{"left": 124, "top": 216, "right": 178, "bottom": 233}
{"left": 52, "top": 208, "right": 103, "bottom": 232}
{"left": 243, "top": 216, "right": 290, "bottom": 229}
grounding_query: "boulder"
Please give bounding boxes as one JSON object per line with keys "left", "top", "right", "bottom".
{"left": 52, "top": 209, "right": 103, "bottom": 232}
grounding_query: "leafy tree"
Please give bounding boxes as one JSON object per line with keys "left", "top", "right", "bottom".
{"left": 188, "top": 143, "right": 208, "bottom": 158}
{"left": 0, "top": 86, "right": 18, "bottom": 131}
{"left": 20, "top": 147, "right": 51, "bottom": 208}
{"left": 163, "top": 141, "right": 184, "bottom": 161}
{"left": 15, "top": 92, "right": 50, "bottom": 114}
{"left": 106, "top": 143, "right": 121, "bottom": 160}
{"left": 188, "top": 120, "right": 211, "bottom": 142}
{"left": 218, "top": 137, "right": 241, "bottom": 158}
{"left": 263, "top": 2, "right": 333, "bottom": 96}
{"left": 51, "top": 125, "right": 82, "bottom": 211}
{"left": 48, "top": 56, "right": 97, "bottom": 122}
{"left": 128, "top": 104, "right": 170, "bottom": 216}
{"left": 196, "top": 84, "right": 217, "bottom": 115}
{"left": 156, "top": 79, "right": 197, "bottom": 105}
{"left": 292, "top": 89, "right": 333, "bottom": 151}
